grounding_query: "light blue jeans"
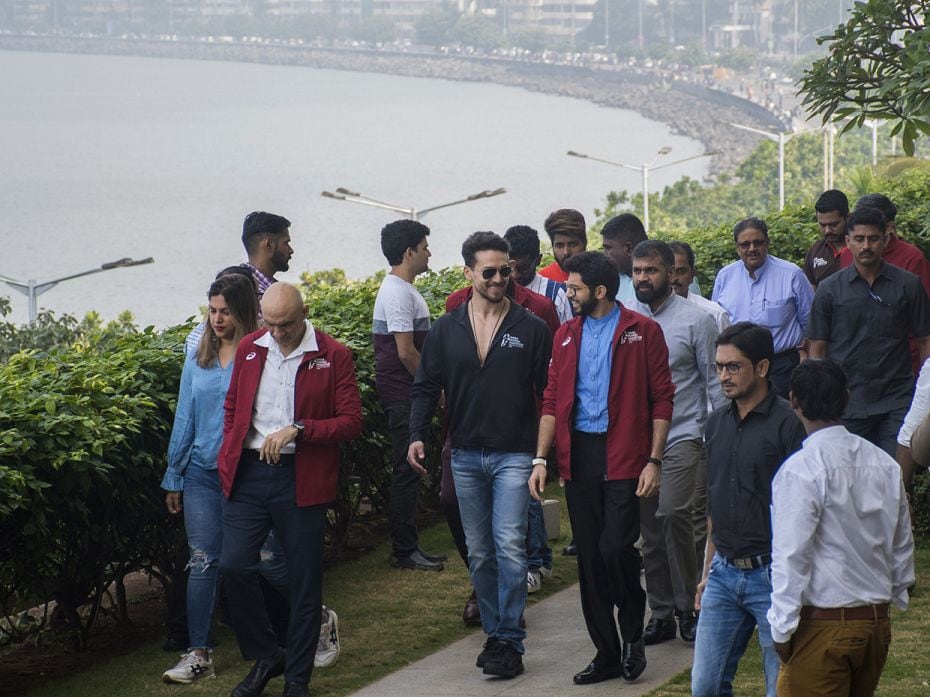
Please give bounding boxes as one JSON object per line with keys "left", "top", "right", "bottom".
{"left": 451, "top": 448, "right": 531, "bottom": 653}
{"left": 691, "top": 553, "right": 780, "bottom": 697}
{"left": 182, "top": 465, "right": 223, "bottom": 649}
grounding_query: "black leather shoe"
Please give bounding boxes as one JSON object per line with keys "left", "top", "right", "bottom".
{"left": 462, "top": 590, "right": 481, "bottom": 626}
{"left": 573, "top": 660, "right": 622, "bottom": 685}
{"left": 390, "top": 550, "right": 444, "bottom": 571}
{"left": 230, "top": 650, "right": 286, "bottom": 697}
{"left": 562, "top": 541, "right": 578, "bottom": 556}
{"left": 482, "top": 642, "right": 524, "bottom": 678}
{"left": 643, "top": 616, "right": 677, "bottom": 645}
{"left": 417, "top": 547, "right": 448, "bottom": 563}
{"left": 621, "top": 638, "right": 646, "bottom": 682}
{"left": 282, "top": 683, "right": 309, "bottom": 697}
{"left": 677, "top": 611, "right": 697, "bottom": 642}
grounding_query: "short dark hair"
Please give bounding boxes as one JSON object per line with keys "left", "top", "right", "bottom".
{"left": 504, "top": 225, "right": 541, "bottom": 259}
{"left": 855, "top": 193, "right": 897, "bottom": 222}
{"left": 601, "top": 213, "right": 647, "bottom": 245}
{"left": 846, "top": 206, "right": 887, "bottom": 234}
{"left": 563, "top": 251, "right": 620, "bottom": 301}
{"left": 716, "top": 322, "right": 774, "bottom": 367}
{"left": 668, "top": 240, "right": 695, "bottom": 269}
{"left": 788, "top": 359, "right": 849, "bottom": 421}
{"left": 631, "top": 239, "right": 675, "bottom": 269}
{"left": 815, "top": 189, "right": 849, "bottom": 217}
{"left": 241, "top": 211, "right": 291, "bottom": 253}
{"left": 732, "top": 217, "right": 768, "bottom": 242}
{"left": 380, "top": 219, "right": 430, "bottom": 266}
{"left": 544, "top": 208, "right": 587, "bottom": 246}
{"left": 461, "top": 231, "right": 510, "bottom": 267}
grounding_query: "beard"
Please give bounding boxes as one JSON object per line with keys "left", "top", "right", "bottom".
{"left": 575, "top": 294, "right": 598, "bottom": 317}
{"left": 635, "top": 279, "right": 671, "bottom": 304}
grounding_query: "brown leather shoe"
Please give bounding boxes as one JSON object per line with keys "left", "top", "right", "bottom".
{"left": 462, "top": 590, "right": 481, "bottom": 626}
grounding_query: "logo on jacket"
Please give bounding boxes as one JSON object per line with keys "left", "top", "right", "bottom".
{"left": 620, "top": 329, "right": 643, "bottom": 345}
{"left": 246, "top": 352, "right": 257, "bottom": 360}
{"left": 500, "top": 333, "right": 524, "bottom": 349}
{"left": 310, "top": 357, "right": 331, "bottom": 370}
{"left": 812, "top": 256, "right": 828, "bottom": 268}
{"left": 561, "top": 336, "right": 572, "bottom": 347}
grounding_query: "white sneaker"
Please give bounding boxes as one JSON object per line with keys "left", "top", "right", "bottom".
{"left": 539, "top": 565, "right": 553, "bottom": 580}
{"left": 527, "top": 569, "right": 542, "bottom": 594}
{"left": 162, "top": 651, "right": 215, "bottom": 684}
{"left": 314, "top": 606, "right": 340, "bottom": 668}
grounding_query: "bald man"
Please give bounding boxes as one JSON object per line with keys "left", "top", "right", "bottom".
{"left": 218, "top": 283, "right": 363, "bottom": 697}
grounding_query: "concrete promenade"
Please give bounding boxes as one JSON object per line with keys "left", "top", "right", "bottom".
{"left": 348, "top": 582, "right": 695, "bottom": 697}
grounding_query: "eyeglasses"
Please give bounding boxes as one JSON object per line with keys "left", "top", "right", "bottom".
{"left": 713, "top": 362, "right": 744, "bottom": 375}
{"left": 479, "top": 265, "right": 513, "bottom": 280}
{"left": 564, "top": 283, "right": 593, "bottom": 296}
{"left": 737, "top": 239, "right": 768, "bottom": 251}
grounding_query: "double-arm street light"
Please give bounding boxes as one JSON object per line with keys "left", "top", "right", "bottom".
{"left": 0, "top": 256, "right": 155, "bottom": 324}
{"left": 566, "top": 147, "right": 719, "bottom": 232}
{"left": 320, "top": 187, "right": 507, "bottom": 221}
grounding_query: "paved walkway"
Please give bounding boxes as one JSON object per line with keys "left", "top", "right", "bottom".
{"left": 349, "top": 582, "right": 695, "bottom": 696}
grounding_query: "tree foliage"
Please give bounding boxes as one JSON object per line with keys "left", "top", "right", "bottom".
{"left": 799, "top": 0, "right": 930, "bottom": 155}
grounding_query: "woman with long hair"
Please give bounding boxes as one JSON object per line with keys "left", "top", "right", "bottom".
{"left": 161, "top": 273, "right": 259, "bottom": 684}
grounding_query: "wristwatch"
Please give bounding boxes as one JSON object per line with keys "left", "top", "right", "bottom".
{"left": 291, "top": 421, "right": 305, "bottom": 433}
{"left": 646, "top": 457, "right": 663, "bottom": 468}
{"left": 532, "top": 457, "right": 547, "bottom": 467}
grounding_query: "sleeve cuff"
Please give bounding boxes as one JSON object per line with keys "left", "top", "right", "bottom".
{"left": 161, "top": 472, "right": 184, "bottom": 491}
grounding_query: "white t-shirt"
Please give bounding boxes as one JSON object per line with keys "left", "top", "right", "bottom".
{"left": 372, "top": 274, "right": 431, "bottom": 401}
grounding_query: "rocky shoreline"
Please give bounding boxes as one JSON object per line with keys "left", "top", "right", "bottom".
{"left": 1, "top": 35, "right": 780, "bottom": 177}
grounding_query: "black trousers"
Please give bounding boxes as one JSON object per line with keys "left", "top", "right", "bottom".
{"left": 219, "top": 454, "right": 326, "bottom": 684}
{"left": 770, "top": 348, "right": 800, "bottom": 399}
{"left": 565, "top": 432, "right": 645, "bottom": 667}
{"left": 385, "top": 399, "right": 422, "bottom": 559}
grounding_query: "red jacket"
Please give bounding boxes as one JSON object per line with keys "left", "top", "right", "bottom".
{"left": 219, "top": 327, "right": 363, "bottom": 507}
{"left": 538, "top": 261, "right": 569, "bottom": 283}
{"left": 542, "top": 303, "right": 675, "bottom": 481}
{"left": 445, "top": 281, "right": 560, "bottom": 335}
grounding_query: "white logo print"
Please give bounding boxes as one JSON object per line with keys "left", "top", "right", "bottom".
{"left": 246, "top": 352, "right": 257, "bottom": 360}
{"left": 310, "top": 357, "right": 332, "bottom": 370}
{"left": 500, "top": 333, "right": 524, "bottom": 349}
{"left": 562, "top": 336, "right": 572, "bottom": 347}
{"left": 620, "top": 330, "right": 643, "bottom": 344}
{"left": 812, "top": 257, "right": 828, "bottom": 268}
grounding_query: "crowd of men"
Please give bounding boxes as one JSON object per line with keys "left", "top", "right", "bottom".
{"left": 164, "top": 189, "right": 925, "bottom": 696}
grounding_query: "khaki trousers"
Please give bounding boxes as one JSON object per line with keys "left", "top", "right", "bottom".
{"left": 777, "top": 615, "right": 891, "bottom": 697}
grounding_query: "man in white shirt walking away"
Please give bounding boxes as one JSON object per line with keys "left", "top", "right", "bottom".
{"left": 768, "top": 359, "right": 915, "bottom": 697}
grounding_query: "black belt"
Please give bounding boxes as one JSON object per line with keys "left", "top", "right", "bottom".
{"left": 242, "top": 449, "right": 295, "bottom": 467}
{"left": 724, "top": 553, "right": 771, "bottom": 570}
{"left": 773, "top": 348, "right": 800, "bottom": 359}
{"left": 573, "top": 430, "right": 607, "bottom": 438}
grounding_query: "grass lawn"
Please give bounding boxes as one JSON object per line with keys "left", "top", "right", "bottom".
{"left": 644, "top": 539, "right": 930, "bottom": 696}
{"left": 24, "top": 481, "right": 578, "bottom": 697}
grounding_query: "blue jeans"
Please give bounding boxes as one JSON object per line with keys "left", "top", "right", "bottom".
{"left": 691, "top": 553, "right": 780, "bottom": 697}
{"left": 181, "top": 465, "right": 223, "bottom": 649}
{"left": 526, "top": 498, "right": 552, "bottom": 572}
{"left": 451, "top": 448, "right": 531, "bottom": 653}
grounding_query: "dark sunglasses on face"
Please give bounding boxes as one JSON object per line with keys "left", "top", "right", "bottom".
{"left": 480, "top": 265, "right": 513, "bottom": 280}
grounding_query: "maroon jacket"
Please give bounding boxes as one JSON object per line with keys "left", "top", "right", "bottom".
{"left": 542, "top": 303, "right": 675, "bottom": 482}
{"left": 219, "top": 326, "right": 363, "bottom": 507}
{"left": 445, "top": 281, "right": 560, "bottom": 334}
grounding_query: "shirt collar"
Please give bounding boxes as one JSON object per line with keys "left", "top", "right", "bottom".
{"left": 242, "top": 262, "right": 275, "bottom": 294}
{"left": 743, "top": 256, "right": 770, "bottom": 281}
{"left": 584, "top": 303, "right": 620, "bottom": 327}
{"left": 802, "top": 423, "right": 847, "bottom": 446}
{"left": 726, "top": 383, "right": 779, "bottom": 423}
{"left": 254, "top": 319, "right": 318, "bottom": 358}
{"left": 646, "top": 289, "right": 677, "bottom": 317}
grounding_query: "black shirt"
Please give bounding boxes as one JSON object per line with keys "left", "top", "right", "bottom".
{"left": 803, "top": 238, "right": 843, "bottom": 287}
{"left": 705, "top": 387, "right": 805, "bottom": 559}
{"left": 807, "top": 262, "right": 930, "bottom": 418}
{"left": 409, "top": 300, "right": 551, "bottom": 453}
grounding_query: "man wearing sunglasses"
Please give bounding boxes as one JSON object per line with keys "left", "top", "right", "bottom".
{"left": 408, "top": 232, "right": 552, "bottom": 680}
{"left": 531, "top": 251, "right": 674, "bottom": 686}
{"left": 808, "top": 206, "right": 930, "bottom": 457}
{"left": 692, "top": 322, "right": 805, "bottom": 697}
{"left": 712, "top": 217, "right": 813, "bottom": 399}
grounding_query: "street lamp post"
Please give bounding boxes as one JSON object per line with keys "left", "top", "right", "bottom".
{"left": 727, "top": 122, "right": 805, "bottom": 210}
{"left": 320, "top": 187, "right": 507, "bottom": 221}
{"left": 0, "top": 256, "right": 155, "bottom": 324}
{"left": 566, "top": 147, "right": 719, "bottom": 232}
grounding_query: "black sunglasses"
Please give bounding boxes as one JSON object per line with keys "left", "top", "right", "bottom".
{"left": 479, "top": 265, "right": 513, "bottom": 280}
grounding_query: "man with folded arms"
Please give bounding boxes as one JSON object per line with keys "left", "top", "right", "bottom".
{"left": 692, "top": 322, "right": 805, "bottom": 697}
{"left": 769, "top": 359, "right": 914, "bottom": 696}
{"left": 531, "top": 251, "right": 673, "bottom": 685}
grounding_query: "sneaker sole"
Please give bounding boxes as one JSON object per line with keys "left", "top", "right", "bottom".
{"left": 162, "top": 671, "right": 216, "bottom": 684}
{"left": 482, "top": 662, "right": 525, "bottom": 678}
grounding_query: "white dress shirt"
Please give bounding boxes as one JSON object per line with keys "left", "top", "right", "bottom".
{"left": 898, "top": 357, "right": 930, "bottom": 447}
{"left": 686, "top": 291, "right": 731, "bottom": 333}
{"left": 245, "top": 320, "right": 319, "bottom": 454}
{"left": 767, "top": 425, "right": 915, "bottom": 643}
